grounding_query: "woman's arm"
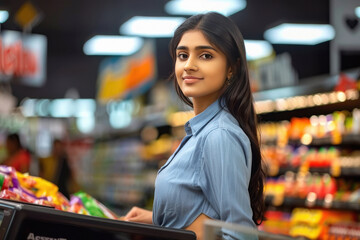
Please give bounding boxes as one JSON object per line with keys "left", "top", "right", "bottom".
{"left": 186, "top": 213, "right": 211, "bottom": 240}
{"left": 200, "top": 129, "right": 255, "bottom": 227}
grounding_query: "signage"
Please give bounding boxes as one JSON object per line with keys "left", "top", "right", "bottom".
{"left": 330, "top": 0, "right": 360, "bottom": 74}
{"left": 27, "top": 232, "right": 67, "bottom": 240}
{"left": 0, "top": 30, "right": 47, "bottom": 86}
{"left": 15, "top": 1, "right": 42, "bottom": 30}
{"left": 97, "top": 40, "right": 156, "bottom": 102}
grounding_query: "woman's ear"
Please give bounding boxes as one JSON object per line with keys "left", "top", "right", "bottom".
{"left": 227, "top": 67, "right": 233, "bottom": 80}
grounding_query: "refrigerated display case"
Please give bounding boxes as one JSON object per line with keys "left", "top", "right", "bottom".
{"left": 0, "top": 199, "right": 196, "bottom": 240}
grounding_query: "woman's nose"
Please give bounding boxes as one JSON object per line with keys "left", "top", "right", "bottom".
{"left": 184, "top": 57, "right": 198, "bottom": 71}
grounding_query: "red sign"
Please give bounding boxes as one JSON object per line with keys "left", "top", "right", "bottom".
{"left": 0, "top": 40, "right": 37, "bottom": 77}
{"left": 0, "top": 30, "right": 47, "bottom": 86}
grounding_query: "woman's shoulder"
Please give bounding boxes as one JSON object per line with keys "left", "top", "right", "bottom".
{"left": 203, "top": 111, "right": 250, "bottom": 146}
{"left": 209, "top": 109, "right": 246, "bottom": 134}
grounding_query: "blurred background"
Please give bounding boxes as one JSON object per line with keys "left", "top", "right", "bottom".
{"left": 0, "top": 0, "right": 360, "bottom": 238}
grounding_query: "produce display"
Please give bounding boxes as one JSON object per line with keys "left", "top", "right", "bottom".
{"left": 0, "top": 165, "right": 119, "bottom": 220}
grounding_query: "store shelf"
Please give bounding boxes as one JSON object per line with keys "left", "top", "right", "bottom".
{"left": 253, "top": 68, "right": 359, "bottom": 102}
{"left": 261, "top": 69, "right": 360, "bottom": 232}
{"left": 273, "top": 167, "right": 327, "bottom": 176}
{"left": 272, "top": 166, "right": 360, "bottom": 177}
{"left": 308, "top": 134, "right": 360, "bottom": 147}
{"left": 264, "top": 134, "right": 360, "bottom": 147}
{"left": 265, "top": 195, "right": 360, "bottom": 212}
{"left": 253, "top": 74, "right": 338, "bottom": 102}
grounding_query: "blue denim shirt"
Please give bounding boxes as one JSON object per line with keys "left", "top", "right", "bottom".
{"left": 152, "top": 99, "right": 255, "bottom": 231}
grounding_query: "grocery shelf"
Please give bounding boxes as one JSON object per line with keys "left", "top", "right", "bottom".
{"left": 253, "top": 68, "right": 359, "bottom": 102}
{"left": 253, "top": 75, "right": 338, "bottom": 102}
{"left": 263, "top": 134, "right": 360, "bottom": 147}
{"left": 273, "top": 167, "right": 327, "bottom": 176}
{"left": 265, "top": 195, "right": 360, "bottom": 212}
{"left": 260, "top": 69, "right": 360, "bottom": 229}
{"left": 309, "top": 133, "right": 360, "bottom": 147}
{"left": 272, "top": 166, "right": 360, "bottom": 177}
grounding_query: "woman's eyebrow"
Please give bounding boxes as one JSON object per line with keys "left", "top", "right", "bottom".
{"left": 176, "top": 45, "right": 218, "bottom": 51}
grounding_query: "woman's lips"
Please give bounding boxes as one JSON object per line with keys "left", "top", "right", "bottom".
{"left": 183, "top": 76, "right": 203, "bottom": 84}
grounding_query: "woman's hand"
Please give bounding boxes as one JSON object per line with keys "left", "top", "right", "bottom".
{"left": 123, "top": 206, "right": 153, "bottom": 224}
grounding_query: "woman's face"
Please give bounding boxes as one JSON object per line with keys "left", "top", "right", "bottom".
{"left": 175, "top": 30, "right": 231, "bottom": 103}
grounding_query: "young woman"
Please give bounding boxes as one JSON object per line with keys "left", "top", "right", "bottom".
{"left": 124, "top": 12, "right": 265, "bottom": 239}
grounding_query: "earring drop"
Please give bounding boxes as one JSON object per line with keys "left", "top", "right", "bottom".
{"left": 226, "top": 76, "right": 232, "bottom": 86}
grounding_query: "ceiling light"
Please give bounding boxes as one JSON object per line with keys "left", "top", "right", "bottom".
{"left": 356, "top": 6, "right": 360, "bottom": 18}
{"left": 83, "top": 35, "right": 143, "bottom": 55}
{"left": 74, "top": 99, "right": 96, "bottom": 117}
{"left": 120, "top": 16, "right": 185, "bottom": 38}
{"left": 264, "top": 23, "right": 335, "bottom": 45}
{"left": 165, "top": 0, "right": 246, "bottom": 16}
{"left": 0, "top": 10, "right": 9, "bottom": 23}
{"left": 77, "top": 116, "right": 95, "bottom": 134}
{"left": 50, "top": 99, "right": 74, "bottom": 118}
{"left": 244, "top": 40, "right": 273, "bottom": 61}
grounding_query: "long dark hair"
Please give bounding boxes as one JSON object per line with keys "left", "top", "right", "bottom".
{"left": 169, "top": 12, "right": 265, "bottom": 225}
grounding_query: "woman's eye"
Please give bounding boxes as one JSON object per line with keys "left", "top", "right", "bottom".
{"left": 177, "top": 53, "right": 188, "bottom": 60}
{"left": 200, "top": 53, "right": 213, "bottom": 60}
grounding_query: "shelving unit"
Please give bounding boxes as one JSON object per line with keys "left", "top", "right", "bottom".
{"left": 258, "top": 70, "right": 360, "bottom": 239}
{"left": 265, "top": 196, "right": 360, "bottom": 212}
{"left": 68, "top": 137, "right": 159, "bottom": 213}
{"left": 272, "top": 166, "right": 360, "bottom": 177}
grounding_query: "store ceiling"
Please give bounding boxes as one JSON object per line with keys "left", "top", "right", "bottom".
{"left": 0, "top": 0, "right": 352, "bottom": 103}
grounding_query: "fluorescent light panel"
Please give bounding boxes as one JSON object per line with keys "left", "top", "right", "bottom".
{"left": 0, "top": 10, "right": 9, "bottom": 23}
{"left": 356, "top": 6, "right": 360, "bottom": 18}
{"left": 50, "top": 99, "right": 74, "bottom": 118}
{"left": 264, "top": 23, "right": 335, "bottom": 45}
{"left": 83, "top": 35, "right": 143, "bottom": 55}
{"left": 165, "top": 0, "right": 246, "bottom": 16}
{"left": 244, "top": 40, "right": 273, "bottom": 61}
{"left": 120, "top": 16, "right": 185, "bottom": 38}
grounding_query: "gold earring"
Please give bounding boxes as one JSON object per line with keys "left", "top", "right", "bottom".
{"left": 226, "top": 76, "right": 232, "bottom": 86}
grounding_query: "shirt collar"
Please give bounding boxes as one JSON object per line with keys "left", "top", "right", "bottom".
{"left": 185, "top": 99, "right": 224, "bottom": 136}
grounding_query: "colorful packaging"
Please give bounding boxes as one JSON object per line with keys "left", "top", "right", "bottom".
{"left": 0, "top": 165, "right": 118, "bottom": 220}
{"left": 73, "top": 191, "right": 107, "bottom": 218}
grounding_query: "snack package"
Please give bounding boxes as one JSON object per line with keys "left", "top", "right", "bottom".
{"left": 56, "top": 192, "right": 71, "bottom": 210}
{"left": 0, "top": 166, "right": 61, "bottom": 208}
{"left": 72, "top": 191, "right": 119, "bottom": 219}
{"left": 0, "top": 165, "right": 118, "bottom": 220}
{"left": 16, "top": 172, "right": 59, "bottom": 198}
{"left": 93, "top": 197, "right": 119, "bottom": 220}
{"left": 0, "top": 172, "right": 11, "bottom": 190}
{"left": 73, "top": 191, "right": 108, "bottom": 218}
{"left": 68, "top": 196, "right": 90, "bottom": 215}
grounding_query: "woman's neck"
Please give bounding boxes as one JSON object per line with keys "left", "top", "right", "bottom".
{"left": 192, "top": 96, "right": 219, "bottom": 115}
